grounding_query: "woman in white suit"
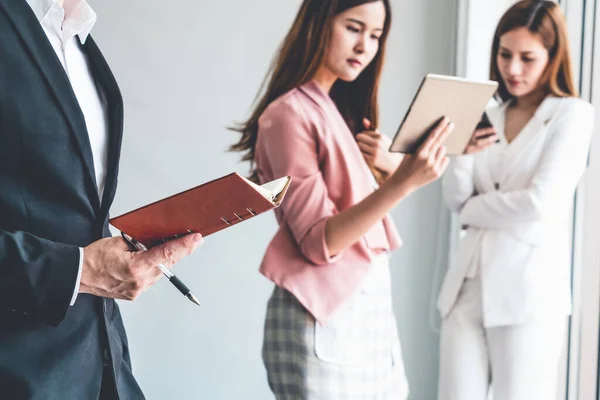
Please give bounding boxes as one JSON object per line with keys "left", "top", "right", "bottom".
{"left": 437, "top": 1, "right": 595, "bottom": 399}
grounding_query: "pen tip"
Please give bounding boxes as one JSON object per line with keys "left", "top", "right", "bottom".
{"left": 187, "top": 293, "right": 201, "bottom": 306}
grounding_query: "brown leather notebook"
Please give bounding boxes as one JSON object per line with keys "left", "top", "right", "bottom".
{"left": 109, "top": 173, "right": 291, "bottom": 247}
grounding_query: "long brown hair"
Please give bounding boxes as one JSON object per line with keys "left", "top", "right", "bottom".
{"left": 230, "top": 0, "right": 392, "bottom": 183}
{"left": 490, "top": 0, "right": 577, "bottom": 103}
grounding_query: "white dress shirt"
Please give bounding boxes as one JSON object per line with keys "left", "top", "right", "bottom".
{"left": 26, "top": 0, "right": 108, "bottom": 305}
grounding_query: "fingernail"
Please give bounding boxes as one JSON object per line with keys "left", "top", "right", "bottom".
{"left": 192, "top": 234, "right": 203, "bottom": 243}
{"left": 449, "top": 122, "right": 455, "bottom": 129}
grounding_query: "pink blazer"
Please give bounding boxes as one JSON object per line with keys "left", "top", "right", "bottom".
{"left": 255, "top": 81, "right": 402, "bottom": 323}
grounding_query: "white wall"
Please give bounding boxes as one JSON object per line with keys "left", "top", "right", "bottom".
{"left": 457, "top": 0, "right": 516, "bottom": 80}
{"left": 89, "top": 1, "right": 458, "bottom": 398}
{"left": 380, "top": 1, "right": 458, "bottom": 398}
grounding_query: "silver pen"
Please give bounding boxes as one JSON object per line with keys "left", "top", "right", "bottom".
{"left": 121, "top": 232, "right": 201, "bottom": 306}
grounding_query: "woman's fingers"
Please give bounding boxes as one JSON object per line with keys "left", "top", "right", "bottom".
{"left": 357, "top": 141, "right": 376, "bottom": 156}
{"left": 356, "top": 132, "right": 381, "bottom": 147}
{"left": 472, "top": 127, "right": 496, "bottom": 140}
{"left": 429, "top": 120, "right": 454, "bottom": 155}
{"left": 438, "top": 155, "right": 450, "bottom": 174}
{"left": 420, "top": 117, "right": 453, "bottom": 155}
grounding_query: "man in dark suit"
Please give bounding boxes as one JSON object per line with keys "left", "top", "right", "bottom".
{"left": 0, "top": 0, "right": 203, "bottom": 398}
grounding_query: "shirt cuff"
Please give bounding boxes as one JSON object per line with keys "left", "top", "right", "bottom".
{"left": 70, "top": 247, "right": 84, "bottom": 306}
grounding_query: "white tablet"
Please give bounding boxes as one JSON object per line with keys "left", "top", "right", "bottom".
{"left": 389, "top": 74, "right": 498, "bottom": 155}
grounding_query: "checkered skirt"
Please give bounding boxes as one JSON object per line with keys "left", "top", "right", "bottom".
{"left": 262, "top": 253, "right": 409, "bottom": 399}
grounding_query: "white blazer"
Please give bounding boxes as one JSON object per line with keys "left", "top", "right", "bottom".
{"left": 437, "top": 96, "right": 595, "bottom": 327}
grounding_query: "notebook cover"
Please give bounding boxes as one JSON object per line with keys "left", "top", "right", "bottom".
{"left": 109, "top": 173, "right": 287, "bottom": 247}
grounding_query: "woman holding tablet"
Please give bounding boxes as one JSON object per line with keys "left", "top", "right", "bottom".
{"left": 437, "top": 1, "right": 595, "bottom": 399}
{"left": 231, "top": 0, "right": 454, "bottom": 398}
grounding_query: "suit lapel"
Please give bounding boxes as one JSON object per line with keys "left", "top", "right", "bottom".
{"left": 475, "top": 105, "right": 505, "bottom": 191}
{"left": 0, "top": 0, "right": 100, "bottom": 211}
{"left": 81, "top": 37, "right": 124, "bottom": 218}
{"left": 500, "top": 118, "right": 545, "bottom": 185}
{"left": 500, "top": 97, "right": 560, "bottom": 185}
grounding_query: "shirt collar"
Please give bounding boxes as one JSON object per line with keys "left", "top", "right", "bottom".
{"left": 26, "top": 0, "right": 96, "bottom": 44}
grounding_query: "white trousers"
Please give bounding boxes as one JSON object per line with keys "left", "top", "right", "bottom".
{"left": 438, "top": 277, "right": 567, "bottom": 400}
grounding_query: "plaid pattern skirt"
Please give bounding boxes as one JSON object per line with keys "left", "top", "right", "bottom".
{"left": 262, "top": 253, "right": 409, "bottom": 400}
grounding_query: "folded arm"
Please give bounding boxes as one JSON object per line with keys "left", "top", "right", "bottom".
{"left": 460, "top": 103, "right": 595, "bottom": 230}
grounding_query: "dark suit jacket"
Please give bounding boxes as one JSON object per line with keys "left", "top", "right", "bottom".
{"left": 0, "top": 1, "right": 144, "bottom": 398}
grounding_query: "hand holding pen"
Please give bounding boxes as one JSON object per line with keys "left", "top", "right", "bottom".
{"left": 79, "top": 233, "right": 203, "bottom": 304}
{"left": 121, "top": 233, "right": 201, "bottom": 306}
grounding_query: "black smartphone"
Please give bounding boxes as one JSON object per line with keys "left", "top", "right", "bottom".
{"left": 475, "top": 112, "right": 496, "bottom": 140}
{"left": 475, "top": 112, "right": 493, "bottom": 130}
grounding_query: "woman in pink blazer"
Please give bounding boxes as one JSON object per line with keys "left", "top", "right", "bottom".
{"left": 231, "top": 0, "right": 453, "bottom": 398}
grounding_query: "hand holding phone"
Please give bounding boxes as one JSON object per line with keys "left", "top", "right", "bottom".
{"left": 463, "top": 113, "right": 498, "bottom": 154}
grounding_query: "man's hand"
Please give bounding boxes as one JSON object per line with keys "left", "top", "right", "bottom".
{"left": 79, "top": 233, "right": 203, "bottom": 300}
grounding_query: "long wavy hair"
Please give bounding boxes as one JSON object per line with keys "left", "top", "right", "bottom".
{"left": 230, "top": 0, "right": 392, "bottom": 183}
{"left": 490, "top": 0, "right": 577, "bottom": 103}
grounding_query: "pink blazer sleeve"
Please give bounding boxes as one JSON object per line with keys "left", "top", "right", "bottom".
{"left": 255, "top": 100, "right": 343, "bottom": 266}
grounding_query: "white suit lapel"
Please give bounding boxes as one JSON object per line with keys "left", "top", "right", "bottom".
{"left": 474, "top": 104, "right": 506, "bottom": 192}
{"left": 500, "top": 97, "right": 562, "bottom": 185}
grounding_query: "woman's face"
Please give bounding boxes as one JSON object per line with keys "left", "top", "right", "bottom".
{"left": 497, "top": 27, "right": 550, "bottom": 98}
{"left": 322, "top": 1, "right": 386, "bottom": 82}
